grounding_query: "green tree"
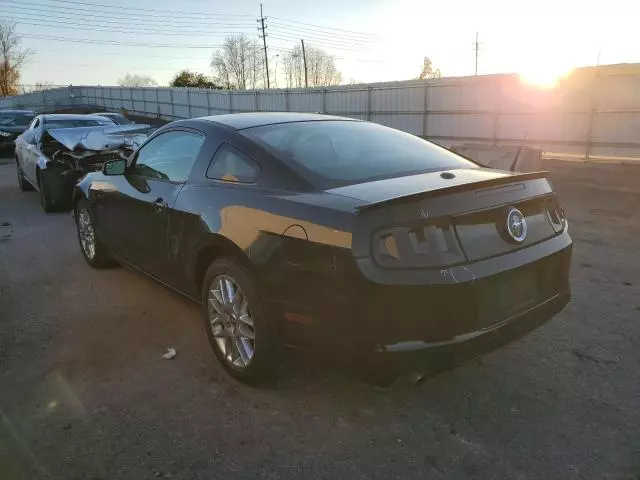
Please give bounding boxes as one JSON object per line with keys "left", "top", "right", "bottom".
{"left": 170, "top": 70, "right": 223, "bottom": 89}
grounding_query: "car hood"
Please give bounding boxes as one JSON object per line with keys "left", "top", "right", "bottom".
{"left": 46, "top": 124, "right": 151, "bottom": 151}
{"left": 0, "top": 125, "right": 29, "bottom": 134}
{"left": 326, "top": 168, "right": 546, "bottom": 209}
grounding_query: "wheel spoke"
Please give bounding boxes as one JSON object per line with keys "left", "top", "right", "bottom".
{"left": 237, "top": 323, "right": 255, "bottom": 340}
{"left": 237, "top": 311, "right": 253, "bottom": 327}
{"left": 208, "top": 296, "right": 224, "bottom": 315}
{"left": 234, "top": 338, "right": 250, "bottom": 366}
{"left": 218, "top": 278, "right": 229, "bottom": 305}
{"left": 225, "top": 279, "right": 235, "bottom": 305}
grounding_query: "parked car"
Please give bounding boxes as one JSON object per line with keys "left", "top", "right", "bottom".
{"left": 72, "top": 113, "right": 572, "bottom": 384}
{"left": 90, "top": 112, "right": 134, "bottom": 125}
{"left": 14, "top": 114, "right": 152, "bottom": 212}
{"left": 0, "top": 109, "right": 37, "bottom": 153}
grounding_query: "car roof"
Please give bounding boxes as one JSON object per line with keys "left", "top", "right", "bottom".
{"left": 199, "top": 112, "right": 359, "bottom": 130}
{"left": 91, "top": 112, "right": 122, "bottom": 116}
{"left": 41, "top": 114, "right": 114, "bottom": 121}
{"left": 0, "top": 109, "right": 37, "bottom": 115}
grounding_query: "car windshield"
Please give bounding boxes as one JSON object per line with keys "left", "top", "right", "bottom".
{"left": 241, "top": 120, "right": 478, "bottom": 188}
{"left": 0, "top": 113, "right": 36, "bottom": 127}
{"left": 96, "top": 113, "right": 130, "bottom": 124}
{"left": 45, "top": 119, "right": 114, "bottom": 129}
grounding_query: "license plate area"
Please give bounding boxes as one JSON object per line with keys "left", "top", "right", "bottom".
{"left": 477, "top": 269, "right": 539, "bottom": 329}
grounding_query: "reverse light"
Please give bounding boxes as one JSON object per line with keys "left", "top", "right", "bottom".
{"left": 373, "top": 222, "right": 465, "bottom": 268}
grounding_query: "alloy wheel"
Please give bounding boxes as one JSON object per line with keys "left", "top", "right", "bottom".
{"left": 207, "top": 275, "right": 256, "bottom": 369}
{"left": 77, "top": 208, "right": 96, "bottom": 259}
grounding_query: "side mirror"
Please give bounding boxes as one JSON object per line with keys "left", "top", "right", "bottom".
{"left": 103, "top": 158, "right": 126, "bottom": 176}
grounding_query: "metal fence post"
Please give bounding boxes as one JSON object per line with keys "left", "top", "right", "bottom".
{"left": 156, "top": 88, "right": 160, "bottom": 119}
{"left": 169, "top": 88, "right": 175, "bottom": 119}
{"left": 285, "top": 90, "right": 290, "bottom": 111}
{"left": 367, "top": 86, "right": 373, "bottom": 121}
{"left": 322, "top": 89, "right": 327, "bottom": 114}
{"left": 229, "top": 92, "right": 233, "bottom": 113}
{"left": 255, "top": 90, "right": 259, "bottom": 112}
{"left": 187, "top": 89, "right": 192, "bottom": 118}
{"left": 206, "top": 88, "right": 211, "bottom": 115}
{"left": 422, "top": 82, "right": 428, "bottom": 138}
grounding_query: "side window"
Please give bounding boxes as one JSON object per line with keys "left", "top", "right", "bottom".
{"left": 207, "top": 144, "right": 260, "bottom": 183}
{"left": 133, "top": 130, "right": 205, "bottom": 182}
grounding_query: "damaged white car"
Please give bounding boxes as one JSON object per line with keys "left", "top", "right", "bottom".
{"left": 14, "top": 114, "right": 152, "bottom": 212}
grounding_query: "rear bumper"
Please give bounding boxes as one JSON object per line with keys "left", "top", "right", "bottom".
{"left": 372, "top": 288, "right": 569, "bottom": 374}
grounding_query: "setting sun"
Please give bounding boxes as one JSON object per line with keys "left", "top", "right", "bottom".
{"left": 518, "top": 63, "right": 573, "bottom": 88}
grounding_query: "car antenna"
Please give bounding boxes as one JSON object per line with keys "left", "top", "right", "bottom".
{"left": 509, "top": 125, "right": 529, "bottom": 172}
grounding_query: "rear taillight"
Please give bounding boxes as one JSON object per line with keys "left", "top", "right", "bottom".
{"left": 373, "top": 221, "right": 465, "bottom": 268}
{"left": 545, "top": 197, "right": 566, "bottom": 233}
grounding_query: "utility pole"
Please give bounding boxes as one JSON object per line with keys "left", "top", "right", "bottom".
{"left": 472, "top": 32, "right": 482, "bottom": 75}
{"left": 301, "top": 39, "right": 308, "bottom": 88}
{"left": 257, "top": 4, "right": 270, "bottom": 88}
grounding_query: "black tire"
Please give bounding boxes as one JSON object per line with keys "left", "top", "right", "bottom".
{"left": 75, "top": 198, "right": 113, "bottom": 268}
{"left": 37, "top": 170, "right": 56, "bottom": 213}
{"left": 201, "top": 258, "right": 281, "bottom": 384}
{"left": 16, "top": 157, "right": 34, "bottom": 191}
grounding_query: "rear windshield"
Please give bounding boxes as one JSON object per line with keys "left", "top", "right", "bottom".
{"left": 0, "top": 113, "right": 36, "bottom": 127}
{"left": 241, "top": 120, "right": 477, "bottom": 188}
{"left": 45, "top": 119, "right": 114, "bottom": 129}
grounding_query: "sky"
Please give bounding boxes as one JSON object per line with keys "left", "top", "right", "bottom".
{"left": 9, "top": 0, "right": 640, "bottom": 87}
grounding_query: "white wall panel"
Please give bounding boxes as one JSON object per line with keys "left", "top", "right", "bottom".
{"left": 289, "top": 92, "right": 322, "bottom": 112}
{"left": 171, "top": 89, "right": 188, "bottom": 106}
{"left": 372, "top": 86, "right": 423, "bottom": 112}
{"left": 327, "top": 89, "right": 367, "bottom": 114}
{"left": 370, "top": 113, "right": 422, "bottom": 136}
{"left": 232, "top": 93, "right": 256, "bottom": 111}
{"left": 259, "top": 91, "right": 287, "bottom": 111}
{"left": 426, "top": 113, "right": 494, "bottom": 139}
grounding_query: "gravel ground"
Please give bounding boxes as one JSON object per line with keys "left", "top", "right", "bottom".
{"left": 0, "top": 157, "right": 638, "bottom": 480}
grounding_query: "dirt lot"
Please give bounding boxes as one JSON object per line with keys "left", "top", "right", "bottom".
{"left": 0, "top": 157, "right": 638, "bottom": 480}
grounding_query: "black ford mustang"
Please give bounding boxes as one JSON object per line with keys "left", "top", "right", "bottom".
{"left": 73, "top": 113, "right": 572, "bottom": 384}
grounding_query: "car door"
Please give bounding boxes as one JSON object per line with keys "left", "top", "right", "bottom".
{"left": 19, "top": 116, "right": 41, "bottom": 185}
{"left": 97, "top": 128, "right": 206, "bottom": 280}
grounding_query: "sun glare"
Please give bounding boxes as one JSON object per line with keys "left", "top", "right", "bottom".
{"left": 519, "top": 67, "right": 571, "bottom": 88}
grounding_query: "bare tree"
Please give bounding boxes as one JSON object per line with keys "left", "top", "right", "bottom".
{"left": 0, "top": 20, "right": 33, "bottom": 97}
{"left": 211, "top": 35, "right": 265, "bottom": 90}
{"left": 417, "top": 57, "right": 441, "bottom": 80}
{"left": 282, "top": 44, "right": 342, "bottom": 88}
{"left": 118, "top": 73, "right": 157, "bottom": 87}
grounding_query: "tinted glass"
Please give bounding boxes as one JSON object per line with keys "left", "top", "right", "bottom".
{"left": 134, "top": 130, "right": 204, "bottom": 182}
{"left": 242, "top": 121, "right": 477, "bottom": 188}
{"left": 99, "top": 113, "right": 130, "bottom": 125}
{"left": 207, "top": 144, "right": 260, "bottom": 183}
{"left": 45, "top": 119, "right": 114, "bottom": 129}
{"left": 0, "top": 113, "right": 36, "bottom": 127}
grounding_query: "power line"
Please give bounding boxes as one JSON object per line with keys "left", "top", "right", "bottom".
{"left": 12, "top": 17, "right": 253, "bottom": 37}
{"left": 15, "top": 0, "right": 254, "bottom": 19}
{"left": 19, "top": 33, "right": 224, "bottom": 49}
{"left": 270, "top": 16, "right": 381, "bottom": 38}
{"left": 269, "top": 35, "right": 373, "bottom": 52}
{"left": 268, "top": 21, "right": 380, "bottom": 44}
{"left": 4, "top": 4, "right": 255, "bottom": 28}
{"left": 269, "top": 28, "right": 378, "bottom": 48}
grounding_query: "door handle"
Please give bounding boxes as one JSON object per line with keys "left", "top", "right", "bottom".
{"left": 153, "top": 197, "right": 168, "bottom": 213}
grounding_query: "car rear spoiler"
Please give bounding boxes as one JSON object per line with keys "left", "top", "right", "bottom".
{"left": 355, "top": 171, "right": 550, "bottom": 212}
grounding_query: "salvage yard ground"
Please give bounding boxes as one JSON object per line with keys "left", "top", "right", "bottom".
{"left": 0, "top": 157, "right": 639, "bottom": 479}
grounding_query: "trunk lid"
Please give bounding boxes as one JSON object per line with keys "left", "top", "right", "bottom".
{"left": 345, "top": 168, "right": 564, "bottom": 265}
